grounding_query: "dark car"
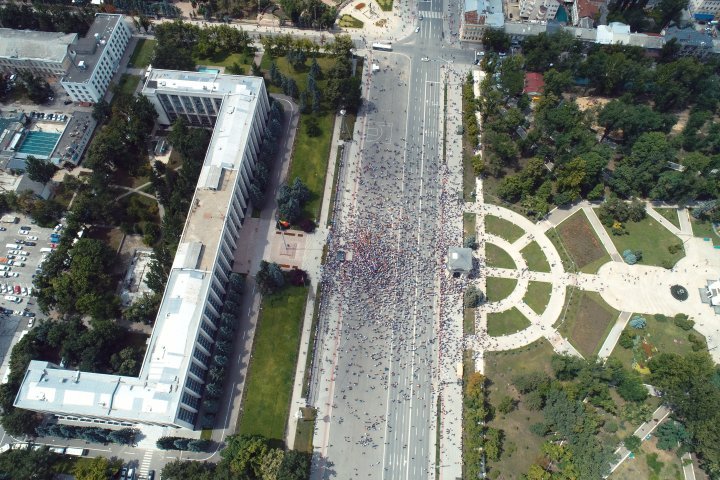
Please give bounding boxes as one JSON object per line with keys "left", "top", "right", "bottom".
{"left": 63, "top": 100, "right": 72, "bottom": 105}
{"left": 24, "top": 242, "right": 35, "bottom": 246}
{"left": 23, "top": 312, "right": 35, "bottom": 318}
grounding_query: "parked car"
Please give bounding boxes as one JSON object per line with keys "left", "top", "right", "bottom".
{"left": 4, "top": 295, "right": 20, "bottom": 303}
{"left": 18, "top": 230, "right": 29, "bottom": 236}
{"left": 24, "top": 242, "right": 35, "bottom": 246}
{"left": 17, "top": 251, "right": 28, "bottom": 256}
{"left": 26, "top": 236, "right": 38, "bottom": 241}
{"left": 9, "top": 273, "right": 19, "bottom": 277}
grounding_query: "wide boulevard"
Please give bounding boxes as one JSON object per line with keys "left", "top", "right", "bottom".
{"left": 311, "top": 0, "right": 474, "bottom": 477}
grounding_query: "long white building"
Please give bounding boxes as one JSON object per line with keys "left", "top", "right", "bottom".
{"left": 14, "top": 71, "right": 269, "bottom": 429}
{"left": 60, "top": 14, "right": 132, "bottom": 103}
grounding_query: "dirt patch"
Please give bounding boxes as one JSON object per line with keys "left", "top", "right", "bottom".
{"left": 575, "top": 96, "right": 610, "bottom": 112}
{"left": 670, "top": 108, "right": 690, "bottom": 135}
{"left": 556, "top": 211, "right": 607, "bottom": 271}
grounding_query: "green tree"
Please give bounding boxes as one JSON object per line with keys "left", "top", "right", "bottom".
{"left": 624, "top": 434, "right": 642, "bottom": 453}
{"left": 24, "top": 156, "right": 56, "bottom": 184}
{"left": 72, "top": 456, "right": 121, "bottom": 480}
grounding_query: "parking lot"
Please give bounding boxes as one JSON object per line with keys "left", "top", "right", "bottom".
{"left": 0, "top": 213, "right": 60, "bottom": 325}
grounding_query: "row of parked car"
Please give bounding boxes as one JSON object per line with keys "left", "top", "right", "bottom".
{"left": 29, "top": 111, "right": 68, "bottom": 123}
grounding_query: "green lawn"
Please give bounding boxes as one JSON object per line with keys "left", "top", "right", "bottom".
{"left": 376, "top": 0, "right": 394, "bottom": 11}
{"left": 294, "top": 407, "right": 316, "bottom": 453}
{"left": 603, "top": 216, "right": 684, "bottom": 268}
{"left": 339, "top": 14, "right": 364, "bottom": 28}
{"left": 486, "top": 276, "right": 517, "bottom": 302}
{"left": 653, "top": 207, "right": 681, "bottom": 230}
{"left": 487, "top": 307, "right": 531, "bottom": 336}
{"left": 238, "top": 286, "right": 308, "bottom": 441}
{"left": 464, "top": 307, "right": 475, "bottom": 336}
{"left": 523, "top": 281, "right": 552, "bottom": 315}
{"left": 484, "top": 339, "right": 555, "bottom": 477}
{"left": 291, "top": 113, "right": 334, "bottom": 218}
{"left": 128, "top": 38, "right": 156, "bottom": 68}
{"left": 610, "top": 313, "right": 707, "bottom": 375}
{"left": 194, "top": 51, "right": 255, "bottom": 72}
{"left": 691, "top": 216, "right": 717, "bottom": 241}
{"left": 464, "top": 212, "right": 476, "bottom": 239}
{"left": 484, "top": 214, "right": 525, "bottom": 243}
{"left": 520, "top": 240, "right": 550, "bottom": 272}
{"left": 260, "top": 55, "right": 337, "bottom": 95}
{"left": 115, "top": 74, "right": 140, "bottom": 98}
{"left": 558, "top": 288, "right": 618, "bottom": 357}
{"left": 485, "top": 243, "right": 516, "bottom": 269}
{"left": 260, "top": 54, "right": 343, "bottom": 219}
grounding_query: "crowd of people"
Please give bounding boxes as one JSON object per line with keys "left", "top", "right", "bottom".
{"left": 309, "top": 59, "right": 471, "bottom": 479}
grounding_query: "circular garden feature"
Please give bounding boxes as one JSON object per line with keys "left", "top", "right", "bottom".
{"left": 670, "top": 284, "right": 689, "bottom": 301}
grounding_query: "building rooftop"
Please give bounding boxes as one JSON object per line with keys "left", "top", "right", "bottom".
{"left": 63, "top": 14, "right": 123, "bottom": 84}
{"left": 50, "top": 111, "right": 97, "bottom": 166}
{"left": 16, "top": 72, "right": 266, "bottom": 427}
{"left": 448, "top": 247, "right": 474, "bottom": 272}
{"left": 665, "top": 26, "right": 713, "bottom": 48}
{"left": 0, "top": 29, "right": 77, "bottom": 63}
{"left": 464, "top": 0, "right": 505, "bottom": 28}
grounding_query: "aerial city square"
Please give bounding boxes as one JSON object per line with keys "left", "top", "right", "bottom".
{"left": 0, "top": 0, "right": 718, "bottom": 478}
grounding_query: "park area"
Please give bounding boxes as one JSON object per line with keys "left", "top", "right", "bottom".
{"left": 486, "top": 277, "right": 517, "bottom": 302}
{"left": 550, "top": 210, "right": 610, "bottom": 273}
{"left": 259, "top": 54, "right": 346, "bottom": 218}
{"left": 610, "top": 313, "right": 707, "bottom": 375}
{"left": 128, "top": 39, "right": 156, "bottom": 68}
{"left": 485, "top": 214, "right": 525, "bottom": 243}
{"left": 238, "top": 286, "right": 308, "bottom": 441}
{"left": 557, "top": 288, "right": 618, "bottom": 357}
{"left": 485, "top": 243, "right": 515, "bottom": 269}
{"left": 522, "top": 281, "right": 552, "bottom": 314}
{"left": 603, "top": 216, "right": 684, "bottom": 268}
{"left": 487, "top": 308, "right": 530, "bottom": 336}
{"left": 520, "top": 241, "right": 550, "bottom": 272}
{"left": 484, "top": 339, "right": 555, "bottom": 476}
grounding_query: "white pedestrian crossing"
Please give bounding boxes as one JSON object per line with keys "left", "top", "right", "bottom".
{"left": 138, "top": 450, "right": 153, "bottom": 479}
{"left": 418, "top": 10, "right": 442, "bottom": 18}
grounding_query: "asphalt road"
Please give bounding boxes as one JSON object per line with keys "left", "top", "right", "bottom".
{"left": 311, "top": 0, "right": 474, "bottom": 477}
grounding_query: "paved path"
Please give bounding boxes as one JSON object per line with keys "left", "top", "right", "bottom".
{"left": 286, "top": 111, "right": 344, "bottom": 449}
{"left": 608, "top": 405, "right": 671, "bottom": 475}
{"left": 682, "top": 452, "right": 696, "bottom": 480}
{"left": 583, "top": 206, "right": 622, "bottom": 262}
{"left": 597, "top": 311, "right": 631, "bottom": 359}
{"left": 646, "top": 204, "right": 682, "bottom": 236}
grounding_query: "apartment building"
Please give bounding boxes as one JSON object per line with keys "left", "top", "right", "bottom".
{"left": 461, "top": 0, "right": 505, "bottom": 41}
{"left": 0, "top": 29, "right": 77, "bottom": 77}
{"left": 519, "top": 0, "right": 562, "bottom": 22}
{"left": 14, "top": 72, "right": 270, "bottom": 429}
{"left": 60, "top": 14, "right": 132, "bottom": 103}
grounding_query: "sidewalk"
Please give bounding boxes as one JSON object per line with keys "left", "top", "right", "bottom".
{"left": 608, "top": 405, "right": 671, "bottom": 475}
{"left": 582, "top": 206, "right": 622, "bottom": 262}
{"left": 596, "top": 311, "right": 631, "bottom": 359}
{"left": 286, "top": 112, "right": 344, "bottom": 448}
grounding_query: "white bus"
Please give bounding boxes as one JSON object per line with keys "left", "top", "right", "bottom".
{"left": 372, "top": 43, "right": 393, "bottom": 51}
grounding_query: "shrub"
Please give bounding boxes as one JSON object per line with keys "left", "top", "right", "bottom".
{"left": 299, "top": 218, "right": 316, "bottom": 233}
{"left": 619, "top": 330, "right": 635, "bottom": 349}
{"left": 464, "top": 285, "right": 483, "bottom": 308}
{"left": 673, "top": 314, "right": 695, "bottom": 331}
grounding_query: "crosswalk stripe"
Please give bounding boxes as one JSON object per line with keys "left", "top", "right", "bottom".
{"left": 138, "top": 450, "right": 153, "bottom": 479}
{"left": 418, "top": 10, "right": 442, "bottom": 18}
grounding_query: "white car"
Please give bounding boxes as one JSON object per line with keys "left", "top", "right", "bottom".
{"left": 26, "top": 236, "right": 38, "bottom": 241}
{"left": 28, "top": 318, "right": 34, "bottom": 327}
{"left": 415, "top": 26, "right": 420, "bottom": 32}
{"left": 0, "top": 266, "right": 8, "bottom": 272}
{"left": 17, "top": 251, "right": 28, "bottom": 257}
{"left": 8, "top": 250, "right": 21, "bottom": 255}
{"left": 10, "top": 272, "right": 19, "bottom": 277}
{"left": 18, "top": 229, "right": 29, "bottom": 235}
{"left": 421, "top": 57, "right": 430, "bottom": 62}
{"left": 21, "top": 287, "right": 27, "bottom": 296}
{"left": 4, "top": 295, "right": 20, "bottom": 303}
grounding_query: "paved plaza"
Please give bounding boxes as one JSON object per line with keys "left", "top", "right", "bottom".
{"left": 462, "top": 187, "right": 720, "bottom": 371}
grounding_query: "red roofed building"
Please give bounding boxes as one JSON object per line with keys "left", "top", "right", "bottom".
{"left": 572, "top": 0, "right": 606, "bottom": 28}
{"left": 523, "top": 72, "right": 545, "bottom": 100}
